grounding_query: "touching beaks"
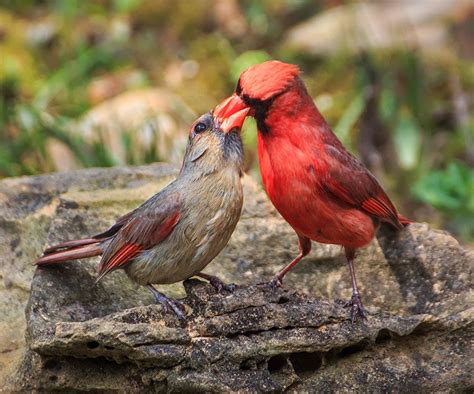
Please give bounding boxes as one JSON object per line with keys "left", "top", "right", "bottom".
{"left": 220, "top": 107, "right": 250, "bottom": 134}
{"left": 214, "top": 94, "right": 251, "bottom": 134}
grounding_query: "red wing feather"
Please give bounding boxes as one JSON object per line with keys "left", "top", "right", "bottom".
{"left": 361, "top": 197, "right": 398, "bottom": 223}
{"left": 322, "top": 143, "right": 403, "bottom": 229}
{"left": 96, "top": 243, "right": 142, "bottom": 281}
{"left": 96, "top": 192, "right": 181, "bottom": 280}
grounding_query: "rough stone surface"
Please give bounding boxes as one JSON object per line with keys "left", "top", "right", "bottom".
{"left": 1, "top": 164, "right": 472, "bottom": 391}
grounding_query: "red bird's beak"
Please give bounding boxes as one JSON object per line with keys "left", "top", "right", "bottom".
{"left": 214, "top": 94, "right": 250, "bottom": 134}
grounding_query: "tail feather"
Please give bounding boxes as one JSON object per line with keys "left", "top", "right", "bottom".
{"left": 398, "top": 214, "right": 412, "bottom": 227}
{"left": 44, "top": 238, "right": 100, "bottom": 254}
{"left": 35, "top": 243, "right": 102, "bottom": 266}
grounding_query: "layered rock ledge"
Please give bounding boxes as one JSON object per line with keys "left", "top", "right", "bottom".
{"left": 1, "top": 164, "right": 472, "bottom": 391}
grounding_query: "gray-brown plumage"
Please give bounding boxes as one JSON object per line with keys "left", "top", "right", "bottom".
{"left": 35, "top": 108, "right": 249, "bottom": 318}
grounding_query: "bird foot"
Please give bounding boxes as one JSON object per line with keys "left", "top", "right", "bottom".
{"left": 267, "top": 276, "right": 283, "bottom": 291}
{"left": 147, "top": 285, "right": 186, "bottom": 320}
{"left": 344, "top": 293, "right": 367, "bottom": 324}
{"left": 207, "top": 275, "right": 236, "bottom": 293}
{"left": 161, "top": 298, "right": 186, "bottom": 320}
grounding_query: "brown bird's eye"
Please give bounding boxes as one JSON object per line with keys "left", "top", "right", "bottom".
{"left": 194, "top": 122, "right": 207, "bottom": 134}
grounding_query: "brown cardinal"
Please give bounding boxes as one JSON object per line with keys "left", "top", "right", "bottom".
{"left": 35, "top": 107, "right": 249, "bottom": 318}
{"left": 214, "top": 60, "right": 410, "bottom": 322}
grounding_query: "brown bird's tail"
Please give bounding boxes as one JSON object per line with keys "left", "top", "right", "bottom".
{"left": 35, "top": 238, "right": 103, "bottom": 266}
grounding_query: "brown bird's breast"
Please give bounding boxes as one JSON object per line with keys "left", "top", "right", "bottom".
{"left": 125, "top": 165, "right": 243, "bottom": 285}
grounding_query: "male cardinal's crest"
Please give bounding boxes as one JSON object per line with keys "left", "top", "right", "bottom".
{"left": 237, "top": 61, "right": 300, "bottom": 101}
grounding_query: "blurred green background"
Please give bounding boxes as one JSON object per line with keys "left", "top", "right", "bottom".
{"left": 0, "top": 0, "right": 473, "bottom": 241}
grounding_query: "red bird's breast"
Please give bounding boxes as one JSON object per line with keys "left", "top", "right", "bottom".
{"left": 257, "top": 110, "right": 376, "bottom": 250}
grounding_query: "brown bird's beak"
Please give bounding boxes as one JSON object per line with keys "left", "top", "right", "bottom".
{"left": 214, "top": 94, "right": 250, "bottom": 134}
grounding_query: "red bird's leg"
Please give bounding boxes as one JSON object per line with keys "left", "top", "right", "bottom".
{"left": 269, "top": 234, "right": 312, "bottom": 289}
{"left": 195, "top": 272, "right": 236, "bottom": 293}
{"left": 344, "top": 248, "right": 367, "bottom": 324}
{"left": 147, "top": 284, "right": 186, "bottom": 320}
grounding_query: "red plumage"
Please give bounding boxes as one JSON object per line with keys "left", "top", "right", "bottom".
{"left": 238, "top": 61, "right": 300, "bottom": 101}
{"left": 220, "top": 60, "right": 411, "bottom": 322}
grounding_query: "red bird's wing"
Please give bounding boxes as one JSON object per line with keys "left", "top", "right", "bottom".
{"left": 321, "top": 144, "right": 402, "bottom": 229}
{"left": 96, "top": 191, "right": 181, "bottom": 280}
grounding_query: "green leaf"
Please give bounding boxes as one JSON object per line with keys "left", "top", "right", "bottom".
{"left": 412, "top": 161, "right": 474, "bottom": 215}
{"left": 113, "top": 0, "right": 141, "bottom": 13}
{"left": 334, "top": 93, "right": 364, "bottom": 149}
{"left": 394, "top": 110, "right": 421, "bottom": 170}
{"left": 379, "top": 76, "right": 397, "bottom": 122}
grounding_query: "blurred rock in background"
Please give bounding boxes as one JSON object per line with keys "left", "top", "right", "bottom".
{"left": 284, "top": 1, "right": 472, "bottom": 55}
{"left": 74, "top": 88, "right": 195, "bottom": 166}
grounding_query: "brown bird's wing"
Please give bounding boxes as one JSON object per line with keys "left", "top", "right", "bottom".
{"left": 96, "top": 191, "right": 181, "bottom": 280}
{"left": 93, "top": 210, "right": 137, "bottom": 239}
{"left": 321, "top": 144, "right": 402, "bottom": 229}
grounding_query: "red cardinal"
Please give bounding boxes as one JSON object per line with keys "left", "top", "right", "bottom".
{"left": 215, "top": 60, "right": 410, "bottom": 322}
{"left": 35, "top": 107, "right": 249, "bottom": 319}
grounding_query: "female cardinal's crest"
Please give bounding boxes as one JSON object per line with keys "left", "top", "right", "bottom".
{"left": 238, "top": 61, "right": 300, "bottom": 101}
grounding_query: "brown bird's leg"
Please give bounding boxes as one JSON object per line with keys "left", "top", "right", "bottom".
{"left": 269, "top": 234, "right": 311, "bottom": 289}
{"left": 344, "top": 247, "right": 367, "bottom": 324}
{"left": 195, "top": 272, "right": 236, "bottom": 293}
{"left": 147, "top": 284, "right": 186, "bottom": 320}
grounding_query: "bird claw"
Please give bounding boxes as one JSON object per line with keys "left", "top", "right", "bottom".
{"left": 148, "top": 285, "right": 187, "bottom": 320}
{"left": 208, "top": 276, "right": 236, "bottom": 293}
{"left": 161, "top": 298, "right": 186, "bottom": 320}
{"left": 268, "top": 276, "right": 283, "bottom": 291}
{"left": 344, "top": 293, "right": 367, "bottom": 324}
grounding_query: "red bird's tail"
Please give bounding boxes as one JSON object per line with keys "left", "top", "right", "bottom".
{"left": 35, "top": 238, "right": 103, "bottom": 266}
{"left": 398, "top": 214, "right": 412, "bottom": 227}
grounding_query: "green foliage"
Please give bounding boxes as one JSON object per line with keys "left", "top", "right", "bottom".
{"left": 231, "top": 51, "right": 273, "bottom": 83}
{"left": 0, "top": 37, "right": 121, "bottom": 176}
{"left": 393, "top": 110, "right": 422, "bottom": 170}
{"left": 334, "top": 92, "right": 364, "bottom": 150}
{"left": 113, "top": 0, "right": 141, "bottom": 14}
{"left": 35, "top": 45, "right": 121, "bottom": 114}
{"left": 413, "top": 162, "right": 474, "bottom": 239}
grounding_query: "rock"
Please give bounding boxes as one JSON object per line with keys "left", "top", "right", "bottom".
{"left": 69, "top": 88, "right": 196, "bottom": 167}
{"left": 1, "top": 164, "right": 472, "bottom": 391}
{"left": 284, "top": 1, "right": 471, "bottom": 55}
{"left": 213, "top": 0, "right": 248, "bottom": 39}
{"left": 13, "top": 280, "right": 474, "bottom": 391}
